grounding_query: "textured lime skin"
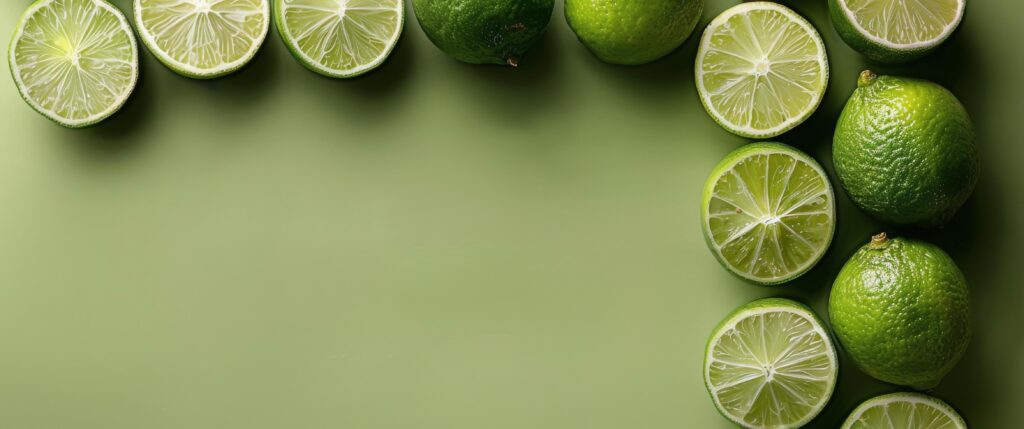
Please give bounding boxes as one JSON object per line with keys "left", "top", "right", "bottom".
{"left": 412, "top": 0, "right": 553, "bottom": 66}
{"left": 565, "top": 0, "right": 703, "bottom": 65}
{"left": 828, "top": 0, "right": 963, "bottom": 63}
{"left": 829, "top": 235, "right": 970, "bottom": 389}
{"left": 833, "top": 72, "right": 978, "bottom": 227}
{"left": 841, "top": 392, "right": 967, "bottom": 429}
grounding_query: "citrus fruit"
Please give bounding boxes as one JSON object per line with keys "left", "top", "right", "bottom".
{"left": 564, "top": 0, "right": 704, "bottom": 65}
{"left": 829, "top": 0, "right": 966, "bottom": 63}
{"left": 695, "top": 2, "right": 828, "bottom": 139}
{"left": 833, "top": 71, "right": 978, "bottom": 227}
{"left": 704, "top": 298, "right": 838, "bottom": 429}
{"left": 412, "top": 0, "right": 553, "bottom": 66}
{"left": 841, "top": 392, "right": 967, "bottom": 429}
{"left": 8, "top": 0, "right": 138, "bottom": 128}
{"left": 135, "top": 0, "right": 270, "bottom": 78}
{"left": 275, "top": 0, "right": 404, "bottom": 78}
{"left": 829, "top": 233, "right": 970, "bottom": 390}
{"left": 701, "top": 143, "right": 835, "bottom": 285}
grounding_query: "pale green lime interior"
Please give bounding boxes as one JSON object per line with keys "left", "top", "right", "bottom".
{"left": 12, "top": 0, "right": 135, "bottom": 125}
{"left": 708, "top": 310, "right": 835, "bottom": 427}
{"left": 281, "top": 0, "right": 401, "bottom": 74}
{"left": 699, "top": 7, "right": 826, "bottom": 135}
{"left": 707, "top": 152, "right": 832, "bottom": 282}
{"left": 138, "top": 0, "right": 267, "bottom": 72}
{"left": 846, "top": 398, "right": 964, "bottom": 428}
{"left": 842, "top": 0, "right": 961, "bottom": 46}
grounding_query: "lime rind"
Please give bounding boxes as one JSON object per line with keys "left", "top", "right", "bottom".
{"left": 133, "top": 0, "right": 271, "bottom": 79}
{"left": 696, "top": 2, "right": 829, "bottom": 139}
{"left": 274, "top": 0, "right": 404, "bottom": 78}
{"left": 841, "top": 392, "right": 967, "bottom": 429}
{"left": 704, "top": 298, "right": 839, "bottom": 429}
{"left": 831, "top": 0, "right": 965, "bottom": 61}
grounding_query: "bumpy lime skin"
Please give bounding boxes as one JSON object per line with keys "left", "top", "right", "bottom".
{"left": 412, "top": 0, "right": 554, "bottom": 66}
{"left": 565, "top": 0, "right": 703, "bottom": 65}
{"left": 833, "top": 73, "right": 978, "bottom": 227}
{"left": 829, "top": 236, "right": 970, "bottom": 390}
{"left": 827, "top": 0, "right": 962, "bottom": 63}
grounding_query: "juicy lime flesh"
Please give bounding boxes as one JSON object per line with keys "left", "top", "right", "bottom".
{"left": 698, "top": 3, "right": 827, "bottom": 137}
{"left": 707, "top": 308, "right": 836, "bottom": 427}
{"left": 707, "top": 151, "right": 833, "bottom": 283}
{"left": 10, "top": 0, "right": 136, "bottom": 126}
{"left": 844, "top": 395, "right": 966, "bottom": 429}
{"left": 279, "top": 0, "right": 402, "bottom": 75}
{"left": 841, "top": 0, "right": 961, "bottom": 46}
{"left": 136, "top": 0, "right": 268, "bottom": 75}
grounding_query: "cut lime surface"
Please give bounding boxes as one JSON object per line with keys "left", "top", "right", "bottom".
{"left": 134, "top": 0, "right": 270, "bottom": 78}
{"left": 8, "top": 0, "right": 138, "bottom": 128}
{"left": 275, "top": 0, "right": 404, "bottom": 78}
{"left": 701, "top": 143, "right": 835, "bottom": 285}
{"left": 829, "top": 0, "right": 965, "bottom": 63}
{"left": 705, "top": 298, "right": 838, "bottom": 428}
{"left": 696, "top": 2, "right": 828, "bottom": 139}
{"left": 842, "top": 392, "right": 967, "bottom": 429}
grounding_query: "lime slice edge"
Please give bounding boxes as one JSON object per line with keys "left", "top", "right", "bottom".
{"left": 841, "top": 393, "right": 967, "bottom": 429}
{"left": 835, "top": 0, "right": 966, "bottom": 49}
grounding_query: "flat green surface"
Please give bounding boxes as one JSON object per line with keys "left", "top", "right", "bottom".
{"left": 0, "top": 0, "right": 1021, "bottom": 427}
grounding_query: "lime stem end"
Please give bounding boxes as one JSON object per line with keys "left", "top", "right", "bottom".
{"left": 870, "top": 232, "right": 890, "bottom": 249}
{"left": 506, "top": 57, "right": 519, "bottom": 68}
{"left": 858, "top": 70, "right": 878, "bottom": 88}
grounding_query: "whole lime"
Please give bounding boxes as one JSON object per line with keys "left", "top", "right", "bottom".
{"left": 833, "top": 71, "right": 978, "bottom": 226}
{"left": 412, "top": 0, "right": 554, "bottom": 66}
{"left": 565, "top": 0, "right": 703, "bottom": 65}
{"left": 829, "top": 233, "right": 970, "bottom": 390}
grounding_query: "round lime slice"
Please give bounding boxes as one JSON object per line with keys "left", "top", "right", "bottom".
{"left": 842, "top": 392, "right": 967, "bottom": 429}
{"left": 701, "top": 143, "right": 835, "bottom": 285}
{"left": 274, "top": 0, "right": 404, "bottom": 78}
{"left": 8, "top": 0, "right": 139, "bottom": 128}
{"left": 696, "top": 2, "right": 828, "bottom": 139}
{"left": 705, "top": 298, "right": 838, "bottom": 428}
{"left": 134, "top": 0, "right": 270, "bottom": 78}
{"left": 829, "top": 0, "right": 965, "bottom": 63}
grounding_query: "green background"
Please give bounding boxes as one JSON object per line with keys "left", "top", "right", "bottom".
{"left": 1, "top": 0, "right": 1021, "bottom": 427}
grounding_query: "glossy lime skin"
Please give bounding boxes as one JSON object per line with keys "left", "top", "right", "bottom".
{"left": 833, "top": 73, "right": 978, "bottom": 227}
{"left": 412, "top": 0, "right": 554, "bottom": 66}
{"left": 827, "top": 0, "right": 959, "bottom": 63}
{"left": 565, "top": 0, "right": 703, "bottom": 65}
{"left": 829, "top": 236, "right": 970, "bottom": 389}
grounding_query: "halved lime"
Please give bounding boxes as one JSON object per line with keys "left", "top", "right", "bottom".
{"left": 134, "top": 0, "right": 270, "bottom": 78}
{"left": 274, "top": 0, "right": 404, "bottom": 78}
{"left": 829, "top": 0, "right": 965, "bottom": 63}
{"left": 704, "top": 298, "right": 838, "bottom": 428}
{"left": 842, "top": 393, "right": 967, "bottom": 429}
{"left": 8, "top": 0, "right": 138, "bottom": 128}
{"left": 701, "top": 143, "right": 835, "bottom": 285}
{"left": 696, "top": 2, "right": 828, "bottom": 139}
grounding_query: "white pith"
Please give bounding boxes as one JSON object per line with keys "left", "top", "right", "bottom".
{"left": 837, "top": 0, "right": 966, "bottom": 49}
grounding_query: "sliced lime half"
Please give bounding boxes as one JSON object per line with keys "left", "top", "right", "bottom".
{"left": 830, "top": 0, "right": 965, "bottom": 62}
{"left": 705, "top": 298, "right": 838, "bottom": 428}
{"left": 842, "top": 392, "right": 967, "bottom": 429}
{"left": 696, "top": 2, "right": 828, "bottom": 138}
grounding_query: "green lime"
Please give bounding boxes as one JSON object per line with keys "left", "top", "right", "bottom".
{"left": 275, "top": 0, "right": 404, "bottom": 78}
{"left": 135, "top": 0, "right": 270, "bottom": 78}
{"left": 8, "top": 0, "right": 138, "bottom": 128}
{"left": 841, "top": 392, "right": 967, "bottom": 429}
{"left": 695, "top": 2, "right": 828, "bottom": 139}
{"left": 829, "top": 233, "right": 970, "bottom": 390}
{"left": 833, "top": 71, "right": 978, "bottom": 227}
{"left": 701, "top": 143, "right": 835, "bottom": 285}
{"left": 412, "top": 0, "right": 553, "bottom": 66}
{"left": 564, "top": 0, "right": 703, "bottom": 65}
{"left": 704, "top": 298, "right": 838, "bottom": 429}
{"left": 829, "top": 0, "right": 965, "bottom": 63}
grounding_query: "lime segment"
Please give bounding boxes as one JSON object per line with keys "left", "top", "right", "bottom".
{"left": 836, "top": 0, "right": 964, "bottom": 48}
{"left": 705, "top": 298, "right": 838, "bottom": 428}
{"left": 9, "top": 0, "right": 138, "bottom": 127}
{"left": 696, "top": 2, "right": 828, "bottom": 138}
{"left": 701, "top": 143, "right": 835, "bottom": 285}
{"left": 842, "top": 393, "right": 967, "bottom": 429}
{"left": 275, "top": 0, "right": 404, "bottom": 78}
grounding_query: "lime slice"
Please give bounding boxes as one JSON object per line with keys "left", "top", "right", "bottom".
{"left": 8, "top": 0, "right": 138, "bottom": 128}
{"left": 274, "top": 0, "right": 404, "bottom": 78}
{"left": 134, "top": 0, "right": 270, "bottom": 78}
{"left": 701, "top": 143, "right": 835, "bottom": 285}
{"left": 704, "top": 298, "right": 838, "bottom": 429}
{"left": 842, "top": 393, "right": 967, "bottom": 429}
{"left": 829, "top": 0, "right": 965, "bottom": 63}
{"left": 696, "top": 2, "right": 828, "bottom": 139}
